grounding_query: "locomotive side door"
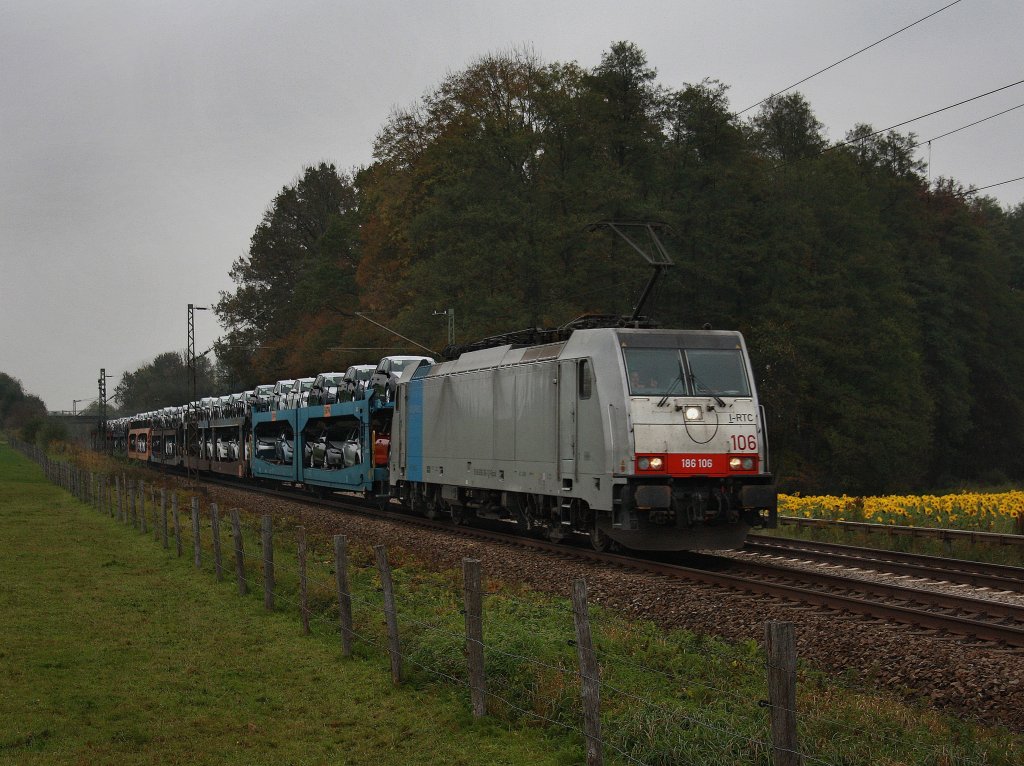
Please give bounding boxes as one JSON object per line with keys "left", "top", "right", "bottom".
{"left": 557, "top": 360, "right": 577, "bottom": 481}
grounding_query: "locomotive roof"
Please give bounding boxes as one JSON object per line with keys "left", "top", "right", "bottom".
{"left": 420, "top": 327, "right": 745, "bottom": 378}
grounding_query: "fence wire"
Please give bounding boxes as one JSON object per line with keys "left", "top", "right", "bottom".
{"left": 17, "top": 448, "right": 1013, "bottom": 766}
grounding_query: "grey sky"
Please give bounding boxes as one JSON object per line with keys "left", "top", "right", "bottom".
{"left": 2, "top": 0, "right": 1022, "bottom": 412}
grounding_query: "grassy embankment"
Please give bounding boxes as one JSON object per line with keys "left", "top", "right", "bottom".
{"left": 3, "top": 439, "right": 1023, "bottom": 765}
{"left": 0, "top": 442, "right": 573, "bottom": 766}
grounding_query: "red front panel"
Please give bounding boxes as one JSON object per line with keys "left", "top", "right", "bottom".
{"left": 636, "top": 453, "right": 759, "bottom": 477}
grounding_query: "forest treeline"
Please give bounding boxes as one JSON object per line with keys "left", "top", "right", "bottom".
{"left": 0, "top": 372, "right": 64, "bottom": 446}
{"left": 136, "top": 42, "right": 1024, "bottom": 495}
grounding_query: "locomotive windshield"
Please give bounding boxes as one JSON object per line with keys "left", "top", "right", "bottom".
{"left": 623, "top": 348, "right": 750, "bottom": 397}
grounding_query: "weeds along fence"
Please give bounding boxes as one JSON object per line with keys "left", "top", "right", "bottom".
{"left": 10, "top": 438, "right": 1013, "bottom": 766}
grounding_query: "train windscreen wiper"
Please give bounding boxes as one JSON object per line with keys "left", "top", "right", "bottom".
{"left": 690, "top": 372, "right": 726, "bottom": 407}
{"left": 656, "top": 375, "right": 684, "bottom": 407}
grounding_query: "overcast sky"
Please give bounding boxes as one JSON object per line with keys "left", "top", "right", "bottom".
{"left": 2, "top": 0, "right": 1022, "bottom": 412}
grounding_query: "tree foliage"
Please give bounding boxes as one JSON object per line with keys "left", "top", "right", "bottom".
{"left": 208, "top": 42, "right": 1024, "bottom": 495}
{"left": 0, "top": 372, "right": 51, "bottom": 442}
{"left": 113, "top": 352, "right": 217, "bottom": 414}
{"left": 215, "top": 163, "right": 360, "bottom": 386}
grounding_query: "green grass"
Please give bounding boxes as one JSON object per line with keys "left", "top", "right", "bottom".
{"left": 4, "top": 438, "right": 1024, "bottom": 765}
{"left": 0, "top": 441, "right": 575, "bottom": 766}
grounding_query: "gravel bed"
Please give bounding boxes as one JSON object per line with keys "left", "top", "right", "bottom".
{"left": 180, "top": 478, "right": 1024, "bottom": 733}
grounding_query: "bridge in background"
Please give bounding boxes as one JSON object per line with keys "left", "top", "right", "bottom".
{"left": 46, "top": 412, "right": 99, "bottom": 444}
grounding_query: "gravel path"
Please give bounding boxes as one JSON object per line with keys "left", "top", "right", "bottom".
{"left": 183, "top": 478, "right": 1024, "bottom": 732}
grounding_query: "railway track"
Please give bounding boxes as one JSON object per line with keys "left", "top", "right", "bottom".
{"left": 189, "top": 473, "right": 1024, "bottom": 649}
{"left": 744, "top": 534, "right": 1024, "bottom": 592}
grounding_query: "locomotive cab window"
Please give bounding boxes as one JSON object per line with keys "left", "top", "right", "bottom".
{"left": 623, "top": 348, "right": 684, "bottom": 396}
{"left": 578, "top": 359, "right": 592, "bottom": 400}
{"left": 623, "top": 347, "right": 750, "bottom": 398}
{"left": 686, "top": 349, "right": 751, "bottom": 397}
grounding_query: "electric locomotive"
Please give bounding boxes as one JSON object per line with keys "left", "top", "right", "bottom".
{"left": 389, "top": 326, "right": 776, "bottom": 551}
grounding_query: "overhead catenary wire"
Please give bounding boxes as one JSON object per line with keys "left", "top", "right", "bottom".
{"left": 919, "top": 101, "right": 1024, "bottom": 145}
{"left": 771, "top": 77, "right": 1024, "bottom": 172}
{"left": 824, "top": 78, "right": 1024, "bottom": 155}
{"left": 735, "top": 0, "right": 965, "bottom": 116}
{"left": 959, "top": 174, "right": 1024, "bottom": 197}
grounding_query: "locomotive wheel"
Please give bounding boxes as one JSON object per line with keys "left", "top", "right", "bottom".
{"left": 589, "top": 527, "right": 613, "bottom": 553}
{"left": 546, "top": 525, "right": 565, "bottom": 543}
{"left": 423, "top": 496, "right": 440, "bottom": 520}
{"left": 450, "top": 504, "right": 468, "bottom": 526}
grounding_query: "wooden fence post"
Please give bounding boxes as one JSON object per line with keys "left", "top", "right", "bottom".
{"left": 172, "top": 493, "right": 182, "bottom": 557}
{"left": 463, "top": 558, "right": 486, "bottom": 718}
{"left": 231, "top": 508, "right": 247, "bottom": 596}
{"left": 765, "top": 621, "right": 802, "bottom": 766}
{"left": 211, "top": 503, "right": 223, "bottom": 581}
{"left": 298, "top": 527, "right": 310, "bottom": 635}
{"left": 160, "top": 489, "right": 168, "bottom": 549}
{"left": 129, "top": 481, "right": 136, "bottom": 527}
{"left": 262, "top": 515, "right": 274, "bottom": 610}
{"left": 334, "top": 535, "right": 353, "bottom": 658}
{"left": 116, "top": 476, "right": 122, "bottom": 522}
{"left": 191, "top": 497, "right": 201, "bottom": 569}
{"left": 572, "top": 578, "right": 603, "bottom": 766}
{"left": 121, "top": 474, "right": 127, "bottom": 522}
{"left": 139, "top": 482, "right": 148, "bottom": 534}
{"left": 153, "top": 486, "right": 160, "bottom": 542}
{"left": 374, "top": 544, "right": 402, "bottom": 685}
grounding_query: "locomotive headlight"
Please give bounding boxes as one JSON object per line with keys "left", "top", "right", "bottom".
{"left": 637, "top": 456, "right": 664, "bottom": 471}
{"left": 729, "top": 457, "right": 755, "bottom": 470}
{"left": 684, "top": 405, "right": 702, "bottom": 421}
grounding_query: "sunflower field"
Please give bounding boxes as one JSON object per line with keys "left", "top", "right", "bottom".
{"left": 779, "top": 491, "right": 1024, "bottom": 533}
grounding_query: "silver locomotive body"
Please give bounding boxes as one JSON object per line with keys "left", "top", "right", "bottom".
{"left": 390, "top": 327, "right": 776, "bottom": 551}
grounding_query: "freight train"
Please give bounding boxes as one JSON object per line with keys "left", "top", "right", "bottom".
{"left": 113, "top": 325, "right": 777, "bottom": 551}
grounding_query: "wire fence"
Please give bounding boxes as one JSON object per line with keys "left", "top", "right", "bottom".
{"left": 13, "top": 439, "right": 1020, "bottom": 766}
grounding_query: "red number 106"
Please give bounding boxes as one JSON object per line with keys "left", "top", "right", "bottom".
{"left": 731, "top": 434, "right": 757, "bottom": 451}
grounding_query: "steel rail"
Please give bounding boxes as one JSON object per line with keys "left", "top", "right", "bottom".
{"left": 745, "top": 536, "right": 1024, "bottom": 592}
{"left": 719, "top": 556, "right": 1024, "bottom": 621}
{"left": 779, "top": 515, "right": 1024, "bottom": 547}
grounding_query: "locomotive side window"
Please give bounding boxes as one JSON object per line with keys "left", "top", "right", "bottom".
{"left": 578, "top": 359, "right": 592, "bottom": 400}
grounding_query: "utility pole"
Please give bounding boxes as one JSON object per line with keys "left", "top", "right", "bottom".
{"left": 97, "top": 369, "right": 111, "bottom": 453}
{"left": 187, "top": 304, "right": 209, "bottom": 474}
{"left": 188, "top": 304, "right": 207, "bottom": 403}
{"left": 433, "top": 308, "right": 455, "bottom": 347}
